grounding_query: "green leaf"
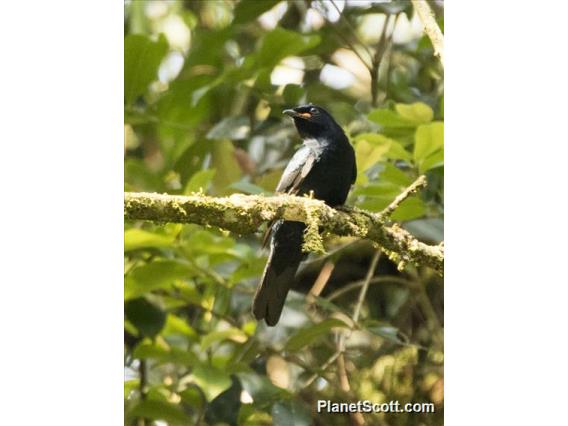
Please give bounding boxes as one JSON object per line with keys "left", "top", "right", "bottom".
{"left": 272, "top": 400, "right": 311, "bottom": 426}
{"left": 233, "top": 0, "right": 280, "bottom": 25}
{"left": 129, "top": 400, "right": 188, "bottom": 425}
{"left": 353, "top": 181, "right": 403, "bottom": 198}
{"left": 192, "top": 365, "right": 232, "bottom": 401}
{"left": 414, "top": 122, "right": 444, "bottom": 173}
{"left": 395, "top": 102, "right": 434, "bottom": 124}
{"left": 184, "top": 169, "right": 216, "bottom": 194}
{"left": 200, "top": 328, "right": 248, "bottom": 351}
{"left": 162, "top": 314, "right": 198, "bottom": 340}
{"left": 419, "top": 147, "right": 444, "bottom": 173}
{"left": 230, "top": 181, "right": 270, "bottom": 195}
{"left": 124, "top": 229, "right": 175, "bottom": 251}
{"left": 285, "top": 318, "right": 348, "bottom": 352}
{"left": 364, "top": 320, "right": 408, "bottom": 345}
{"left": 133, "top": 341, "right": 197, "bottom": 365}
{"left": 238, "top": 404, "right": 274, "bottom": 425}
{"left": 125, "top": 298, "right": 166, "bottom": 338}
{"left": 354, "top": 133, "right": 412, "bottom": 164}
{"left": 125, "top": 260, "right": 193, "bottom": 300}
{"left": 124, "top": 379, "right": 139, "bottom": 399}
{"left": 124, "top": 34, "right": 168, "bottom": 104}
{"left": 182, "top": 228, "right": 236, "bottom": 257}
{"left": 257, "top": 28, "right": 320, "bottom": 69}
{"left": 391, "top": 196, "right": 426, "bottom": 222}
{"left": 368, "top": 109, "right": 415, "bottom": 128}
{"left": 354, "top": 138, "right": 390, "bottom": 173}
{"left": 283, "top": 84, "right": 304, "bottom": 105}
{"left": 207, "top": 116, "right": 251, "bottom": 140}
{"left": 211, "top": 140, "right": 242, "bottom": 195}
{"left": 380, "top": 163, "right": 413, "bottom": 186}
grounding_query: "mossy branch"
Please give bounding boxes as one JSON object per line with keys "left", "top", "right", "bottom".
{"left": 124, "top": 187, "right": 444, "bottom": 276}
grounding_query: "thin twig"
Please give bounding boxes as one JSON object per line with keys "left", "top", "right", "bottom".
{"left": 351, "top": 250, "right": 381, "bottom": 325}
{"left": 411, "top": 0, "right": 444, "bottom": 67}
{"left": 327, "top": 275, "right": 417, "bottom": 302}
{"left": 337, "top": 352, "right": 365, "bottom": 426}
{"left": 334, "top": 250, "right": 381, "bottom": 426}
{"left": 302, "top": 351, "right": 342, "bottom": 388}
{"left": 309, "top": 261, "right": 336, "bottom": 298}
{"left": 302, "top": 239, "right": 360, "bottom": 268}
{"left": 380, "top": 175, "right": 427, "bottom": 218}
{"left": 371, "top": 13, "right": 394, "bottom": 106}
{"left": 316, "top": 0, "right": 372, "bottom": 70}
{"left": 328, "top": 0, "right": 375, "bottom": 68}
{"left": 136, "top": 359, "right": 148, "bottom": 426}
{"left": 303, "top": 250, "right": 381, "bottom": 389}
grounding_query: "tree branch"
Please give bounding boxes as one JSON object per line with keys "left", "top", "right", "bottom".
{"left": 381, "top": 175, "right": 427, "bottom": 217}
{"left": 412, "top": 0, "right": 444, "bottom": 67}
{"left": 124, "top": 190, "right": 444, "bottom": 275}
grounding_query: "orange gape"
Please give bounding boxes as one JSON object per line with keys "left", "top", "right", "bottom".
{"left": 298, "top": 112, "right": 311, "bottom": 118}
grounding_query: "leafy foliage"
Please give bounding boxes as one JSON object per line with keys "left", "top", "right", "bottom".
{"left": 124, "top": 1, "right": 444, "bottom": 425}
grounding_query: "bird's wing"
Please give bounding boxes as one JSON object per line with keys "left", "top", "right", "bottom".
{"left": 262, "top": 146, "right": 317, "bottom": 248}
{"left": 275, "top": 146, "right": 317, "bottom": 194}
{"left": 351, "top": 154, "right": 357, "bottom": 184}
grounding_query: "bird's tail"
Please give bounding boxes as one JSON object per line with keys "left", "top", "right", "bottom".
{"left": 252, "top": 221, "right": 306, "bottom": 326}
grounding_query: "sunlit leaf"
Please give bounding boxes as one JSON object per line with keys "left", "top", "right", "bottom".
{"left": 419, "top": 148, "right": 444, "bottom": 173}
{"left": 124, "top": 379, "right": 139, "bottom": 399}
{"left": 355, "top": 138, "right": 390, "bottom": 173}
{"left": 414, "top": 122, "right": 444, "bottom": 170}
{"left": 162, "top": 314, "right": 198, "bottom": 340}
{"left": 354, "top": 133, "right": 412, "bottom": 163}
{"left": 368, "top": 109, "right": 416, "bottom": 128}
{"left": 395, "top": 102, "right": 434, "bottom": 124}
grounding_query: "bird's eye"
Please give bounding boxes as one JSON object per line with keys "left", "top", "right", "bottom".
{"left": 309, "top": 107, "right": 318, "bottom": 114}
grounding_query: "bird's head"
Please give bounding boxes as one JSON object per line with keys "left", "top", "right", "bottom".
{"left": 283, "top": 104, "right": 345, "bottom": 141}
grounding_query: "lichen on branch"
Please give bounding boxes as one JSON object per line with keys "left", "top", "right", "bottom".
{"left": 124, "top": 187, "right": 444, "bottom": 276}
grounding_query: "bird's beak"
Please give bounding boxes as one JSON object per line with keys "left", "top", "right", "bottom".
{"left": 282, "top": 109, "right": 297, "bottom": 117}
{"left": 283, "top": 109, "right": 311, "bottom": 119}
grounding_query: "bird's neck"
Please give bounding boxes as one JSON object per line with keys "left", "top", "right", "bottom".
{"left": 302, "top": 131, "right": 348, "bottom": 148}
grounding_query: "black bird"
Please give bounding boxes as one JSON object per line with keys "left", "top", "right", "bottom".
{"left": 252, "top": 104, "right": 357, "bottom": 326}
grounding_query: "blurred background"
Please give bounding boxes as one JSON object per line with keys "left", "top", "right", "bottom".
{"left": 124, "top": 1, "right": 443, "bottom": 425}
